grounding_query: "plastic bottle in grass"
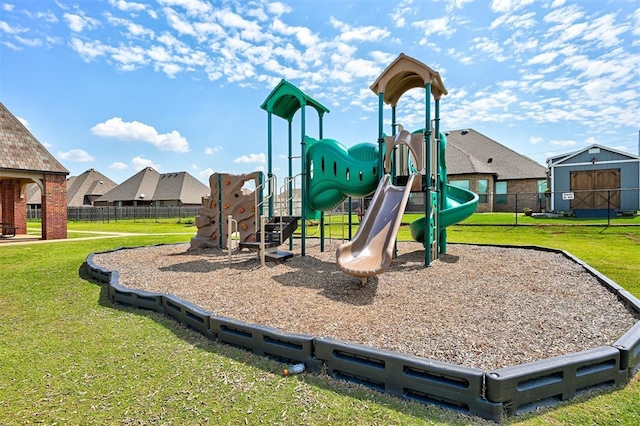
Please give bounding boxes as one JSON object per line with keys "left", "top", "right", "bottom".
{"left": 283, "top": 363, "right": 305, "bottom": 376}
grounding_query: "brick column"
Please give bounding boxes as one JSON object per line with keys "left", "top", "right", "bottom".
{"left": 42, "top": 174, "right": 67, "bottom": 240}
{"left": 0, "top": 179, "right": 27, "bottom": 235}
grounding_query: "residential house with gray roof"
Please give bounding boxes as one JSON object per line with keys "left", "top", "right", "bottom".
{"left": 27, "top": 168, "right": 118, "bottom": 208}
{"left": 94, "top": 167, "right": 209, "bottom": 207}
{"left": 443, "top": 128, "right": 547, "bottom": 213}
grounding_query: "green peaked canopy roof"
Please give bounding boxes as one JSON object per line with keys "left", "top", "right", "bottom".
{"left": 260, "top": 79, "right": 330, "bottom": 121}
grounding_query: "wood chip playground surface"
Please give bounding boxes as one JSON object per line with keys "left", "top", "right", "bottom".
{"left": 93, "top": 241, "right": 639, "bottom": 371}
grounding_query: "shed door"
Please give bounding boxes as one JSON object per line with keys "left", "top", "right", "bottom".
{"left": 594, "top": 169, "right": 620, "bottom": 209}
{"left": 570, "top": 169, "right": 620, "bottom": 209}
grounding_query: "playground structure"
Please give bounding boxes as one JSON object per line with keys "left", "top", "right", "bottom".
{"left": 190, "top": 53, "right": 479, "bottom": 278}
{"left": 90, "top": 53, "right": 640, "bottom": 423}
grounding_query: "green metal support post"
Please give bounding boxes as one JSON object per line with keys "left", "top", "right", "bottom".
{"left": 300, "top": 105, "right": 307, "bottom": 256}
{"left": 424, "top": 83, "right": 432, "bottom": 267}
{"left": 288, "top": 119, "right": 293, "bottom": 250}
{"left": 435, "top": 98, "right": 445, "bottom": 255}
{"left": 320, "top": 113, "right": 325, "bottom": 252}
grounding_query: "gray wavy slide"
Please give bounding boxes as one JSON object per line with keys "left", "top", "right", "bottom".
{"left": 336, "top": 174, "right": 415, "bottom": 280}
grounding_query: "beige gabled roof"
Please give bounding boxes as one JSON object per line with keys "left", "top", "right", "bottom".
{"left": 370, "top": 53, "right": 448, "bottom": 106}
{"left": 0, "top": 102, "right": 68, "bottom": 174}
{"left": 446, "top": 129, "right": 547, "bottom": 180}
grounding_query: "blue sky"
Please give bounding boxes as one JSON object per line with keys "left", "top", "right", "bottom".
{"left": 1, "top": 0, "right": 639, "bottom": 185}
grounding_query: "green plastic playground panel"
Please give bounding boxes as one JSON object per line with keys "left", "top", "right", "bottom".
{"left": 306, "top": 137, "right": 380, "bottom": 213}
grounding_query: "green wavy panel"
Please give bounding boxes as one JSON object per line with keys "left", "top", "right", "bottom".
{"left": 306, "top": 137, "right": 380, "bottom": 212}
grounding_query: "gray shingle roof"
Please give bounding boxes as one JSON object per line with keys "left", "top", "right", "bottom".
{"left": 95, "top": 168, "right": 209, "bottom": 204}
{"left": 67, "top": 168, "right": 118, "bottom": 206}
{"left": 0, "top": 102, "right": 68, "bottom": 174}
{"left": 446, "top": 129, "right": 546, "bottom": 180}
{"left": 152, "top": 172, "right": 210, "bottom": 204}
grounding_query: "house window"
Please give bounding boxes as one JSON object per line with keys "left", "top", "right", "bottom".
{"left": 477, "top": 179, "right": 488, "bottom": 203}
{"left": 537, "top": 180, "right": 547, "bottom": 204}
{"left": 450, "top": 180, "right": 470, "bottom": 190}
{"left": 495, "top": 181, "right": 508, "bottom": 204}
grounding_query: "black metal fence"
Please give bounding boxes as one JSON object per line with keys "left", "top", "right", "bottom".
{"left": 27, "top": 205, "right": 201, "bottom": 222}
{"left": 404, "top": 187, "right": 640, "bottom": 225}
{"left": 25, "top": 188, "right": 640, "bottom": 225}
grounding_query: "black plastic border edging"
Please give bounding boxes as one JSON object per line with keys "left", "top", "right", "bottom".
{"left": 314, "top": 337, "right": 503, "bottom": 420}
{"left": 211, "top": 316, "right": 321, "bottom": 371}
{"left": 86, "top": 243, "right": 640, "bottom": 423}
{"left": 485, "top": 346, "right": 628, "bottom": 416}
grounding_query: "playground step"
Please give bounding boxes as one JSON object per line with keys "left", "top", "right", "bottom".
{"left": 256, "top": 216, "right": 300, "bottom": 246}
{"left": 264, "top": 250, "right": 295, "bottom": 261}
{"left": 239, "top": 241, "right": 280, "bottom": 249}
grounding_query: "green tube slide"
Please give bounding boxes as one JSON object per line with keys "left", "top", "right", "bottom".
{"left": 305, "top": 136, "right": 380, "bottom": 215}
{"left": 409, "top": 131, "right": 479, "bottom": 244}
{"left": 409, "top": 185, "right": 479, "bottom": 243}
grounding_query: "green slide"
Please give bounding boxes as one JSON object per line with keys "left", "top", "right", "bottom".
{"left": 409, "top": 131, "right": 479, "bottom": 244}
{"left": 409, "top": 184, "right": 479, "bottom": 243}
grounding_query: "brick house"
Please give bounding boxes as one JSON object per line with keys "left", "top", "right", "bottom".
{"left": 94, "top": 167, "right": 209, "bottom": 206}
{"left": 444, "top": 129, "right": 547, "bottom": 213}
{"left": 26, "top": 168, "right": 118, "bottom": 209}
{"left": 0, "top": 102, "right": 69, "bottom": 239}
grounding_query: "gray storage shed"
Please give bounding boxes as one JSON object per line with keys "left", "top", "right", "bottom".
{"left": 547, "top": 144, "right": 640, "bottom": 214}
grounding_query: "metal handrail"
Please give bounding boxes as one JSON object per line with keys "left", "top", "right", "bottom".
{"left": 254, "top": 174, "right": 277, "bottom": 235}
{"left": 227, "top": 214, "right": 238, "bottom": 265}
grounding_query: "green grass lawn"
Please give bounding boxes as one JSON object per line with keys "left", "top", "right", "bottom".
{"left": 1, "top": 220, "right": 639, "bottom": 424}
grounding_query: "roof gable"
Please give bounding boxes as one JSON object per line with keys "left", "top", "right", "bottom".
{"left": 0, "top": 102, "right": 68, "bottom": 174}
{"left": 95, "top": 167, "right": 160, "bottom": 203}
{"left": 446, "top": 129, "right": 547, "bottom": 180}
{"left": 95, "top": 168, "right": 208, "bottom": 204}
{"left": 67, "top": 168, "right": 118, "bottom": 206}
{"left": 548, "top": 144, "right": 640, "bottom": 166}
{"left": 153, "top": 172, "right": 209, "bottom": 203}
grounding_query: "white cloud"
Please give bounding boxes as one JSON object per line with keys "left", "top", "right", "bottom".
{"left": 233, "top": 153, "right": 265, "bottom": 164}
{"left": 205, "top": 146, "right": 223, "bottom": 154}
{"left": 109, "top": 0, "right": 148, "bottom": 12}
{"left": 267, "top": 2, "right": 292, "bottom": 16}
{"left": 3, "top": 4, "right": 14, "bottom": 11}
{"left": 330, "top": 17, "right": 391, "bottom": 42}
{"left": 63, "top": 12, "right": 100, "bottom": 32}
{"left": 198, "top": 167, "right": 214, "bottom": 180}
{"left": 471, "top": 37, "right": 508, "bottom": 62}
{"left": 106, "top": 14, "right": 155, "bottom": 39}
{"left": 131, "top": 156, "right": 160, "bottom": 170}
{"left": 527, "top": 51, "right": 558, "bottom": 65}
{"left": 109, "top": 161, "right": 129, "bottom": 170}
{"left": 412, "top": 17, "right": 450, "bottom": 38}
{"left": 17, "top": 117, "right": 29, "bottom": 129}
{"left": 70, "top": 38, "right": 108, "bottom": 61}
{"left": 530, "top": 136, "right": 542, "bottom": 145}
{"left": 389, "top": 0, "right": 413, "bottom": 28}
{"left": 58, "top": 148, "right": 95, "bottom": 162}
{"left": 159, "top": 0, "right": 212, "bottom": 16}
{"left": 490, "top": 0, "right": 535, "bottom": 13}
{"left": 91, "top": 117, "right": 190, "bottom": 152}
{"left": 0, "top": 20, "right": 28, "bottom": 34}
{"left": 549, "top": 139, "right": 577, "bottom": 146}
{"left": 271, "top": 19, "right": 318, "bottom": 47}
